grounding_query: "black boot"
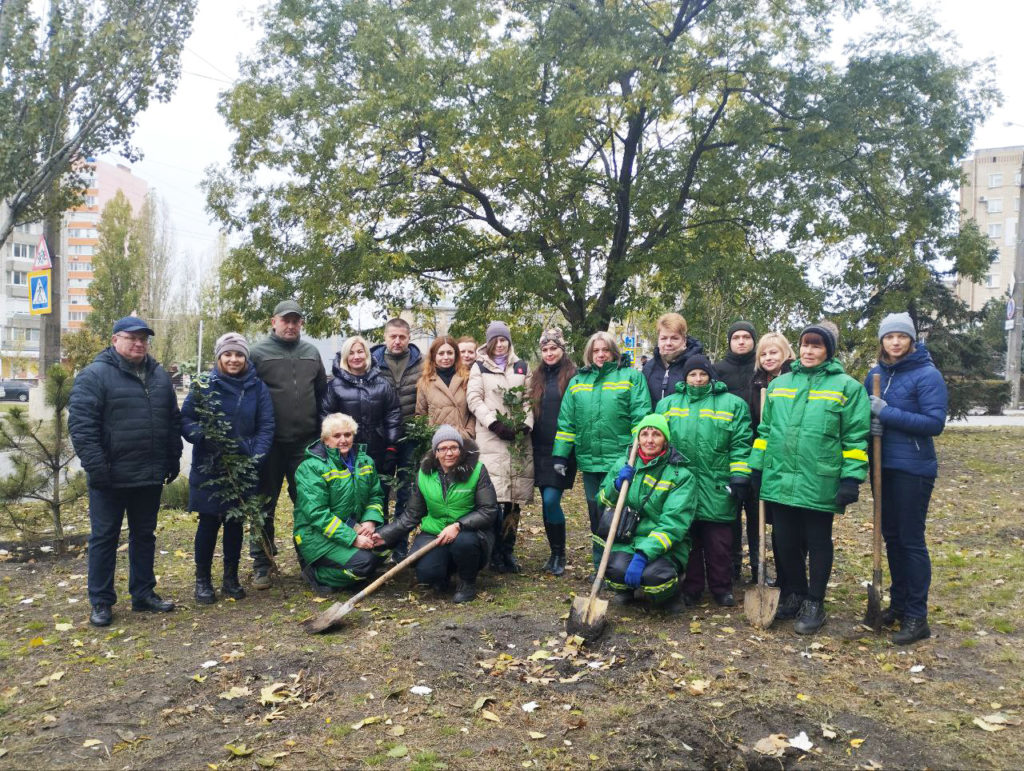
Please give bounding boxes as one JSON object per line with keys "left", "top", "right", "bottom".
{"left": 892, "top": 616, "right": 930, "bottom": 645}
{"left": 881, "top": 606, "right": 903, "bottom": 627}
{"left": 502, "top": 522, "right": 521, "bottom": 574}
{"left": 453, "top": 578, "right": 477, "bottom": 603}
{"left": 194, "top": 564, "right": 216, "bottom": 605}
{"left": 222, "top": 562, "right": 246, "bottom": 600}
{"left": 794, "top": 599, "right": 826, "bottom": 635}
{"left": 543, "top": 522, "right": 566, "bottom": 576}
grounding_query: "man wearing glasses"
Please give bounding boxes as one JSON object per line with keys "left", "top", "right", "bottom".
{"left": 69, "top": 316, "right": 183, "bottom": 627}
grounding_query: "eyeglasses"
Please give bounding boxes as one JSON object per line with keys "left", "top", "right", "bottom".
{"left": 435, "top": 445, "right": 460, "bottom": 454}
{"left": 116, "top": 333, "right": 150, "bottom": 344}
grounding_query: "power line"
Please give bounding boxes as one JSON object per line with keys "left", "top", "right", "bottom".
{"left": 185, "top": 45, "right": 236, "bottom": 81}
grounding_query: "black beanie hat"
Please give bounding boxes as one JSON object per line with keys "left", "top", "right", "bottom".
{"left": 799, "top": 323, "right": 836, "bottom": 361}
{"left": 727, "top": 320, "right": 757, "bottom": 345}
{"left": 682, "top": 353, "right": 717, "bottom": 381}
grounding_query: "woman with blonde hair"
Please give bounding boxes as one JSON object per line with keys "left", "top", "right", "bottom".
{"left": 552, "top": 330, "right": 651, "bottom": 573}
{"left": 416, "top": 335, "right": 475, "bottom": 439}
{"left": 320, "top": 335, "right": 402, "bottom": 478}
{"left": 641, "top": 312, "right": 705, "bottom": 405}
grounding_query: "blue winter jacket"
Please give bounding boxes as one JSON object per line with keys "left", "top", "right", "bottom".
{"left": 865, "top": 344, "right": 947, "bottom": 478}
{"left": 181, "top": 366, "right": 276, "bottom": 515}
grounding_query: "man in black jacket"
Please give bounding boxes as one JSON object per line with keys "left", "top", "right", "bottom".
{"left": 714, "top": 320, "right": 759, "bottom": 582}
{"left": 250, "top": 299, "right": 328, "bottom": 588}
{"left": 69, "top": 316, "right": 183, "bottom": 627}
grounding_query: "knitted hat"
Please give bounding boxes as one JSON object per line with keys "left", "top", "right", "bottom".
{"left": 215, "top": 332, "right": 249, "bottom": 359}
{"left": 634, "top": 412, "right": 670, "bottom": 441}
{"left": 431, "top": 424, "right": 464, "bottom": 452}
{"left": 538, "top": 327, "right": 567, "bottom": 350}
{"left": 681, "top": 353, "right": 717, "bottom": 381}
{"left": 485, "top": 320, "right": 512, "bottom": 344}
{"left": 800, "top": 323, "right": 836, "bottom": 360}
{"left": 727, "top": 320, "right": 757, "bottom": 345}
{"left": 878, "top": 312, "right": 917, "bottom": 341}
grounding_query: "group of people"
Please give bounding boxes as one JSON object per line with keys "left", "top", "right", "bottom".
{"left": 68, "top": 302, "right": 947, "bottom": 644}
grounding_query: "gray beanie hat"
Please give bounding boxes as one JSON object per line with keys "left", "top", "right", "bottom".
{"left": 431, "top": 424, "right": 464, "bottom": 452}
{"left": 485, "top": 320, "right": 512, "bottom": 344}
{"left": 878, "top": 312, "right": 917, "bottom": 341}
{"left": 538, "top": 327, "right": 567, "bottom": 350}
{"left": 215, "top": 332, "right": 249, "bottom": 359}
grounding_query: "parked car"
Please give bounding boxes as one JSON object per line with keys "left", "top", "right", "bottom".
{"left": 0, "top": 380, "right": 31, "bottom": 402}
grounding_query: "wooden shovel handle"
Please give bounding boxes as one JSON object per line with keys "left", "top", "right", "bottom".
{"left": 349, "top": 535, "right": 445, "bottom": 606}
{"left": 871, "top": 374, "right": 883, "bottom": 573}
{"left": 584, "top": 434, "right": 641, "bottom": 616}
{"left": 756, "top": 388, "right": 768, "bottom": 587}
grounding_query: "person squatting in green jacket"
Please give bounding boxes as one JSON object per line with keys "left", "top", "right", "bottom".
{"left": 598, "top": 413, "right": 698, "bottom": 611}
{"left": 748, "top": 324, "right": 870, "bottom": 635}
{"left": 552, "top": 331, "right": 651, "bottom": 571}
{"left": 655, "top": 355, "right": 752, "bottom": 608}
{"left": 374, "top": 425, "right": 499, "bottom": 603}
{"left": 293, "top": 413, "right": 386, "bottom": 593}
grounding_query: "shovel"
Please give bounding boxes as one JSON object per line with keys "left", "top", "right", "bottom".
{"left": 744, "top": 388, "right": 780, "bottom": 628}
{"left": 864, "top": 373, "right": 884, "bottom": 632}
{"left": 566, "top": 435, "right": 640, "bottom": 645}
{"left": 304, "top": 536, "right": 443, "bottom": 634}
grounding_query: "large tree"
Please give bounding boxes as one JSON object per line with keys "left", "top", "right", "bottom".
{"left": 86, "top": 191, "right": 143, "bottom": 338}
{"left": 207, "top": 0, "right": 996, "bottom": 339}
{"left": 0, "top": 0, "right": 197, "bottom": 245}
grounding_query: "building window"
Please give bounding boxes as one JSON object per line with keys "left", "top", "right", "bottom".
{"left": 987, "top": 198, "right": 1003, "bottom": 214}
{"left": 69, "top": 311, "right": 88, "bottom": 321}
{"left": 988, "top": 223, "right": 1003, "bottom": 239}
{"left": 68, "top": 260, "right": 92, "bottom": 272}
{"left": 68, "top": 227, "right": 97, "bottom": 239}
{"left": 1017, "top": 171, "right": 1022, "bottom": 186}
{"left": 986, "top": 274, "right": 1000, "bottom": 289}
{"left": 9, "top": 270, "right": 28, "bottom": 286}
{"left": 12, "top": 243, "right": 36, "bottom": 259}
{"left": 14, "top": 223, "right": 38, "bottom": 235}
{"left": 69, "top": 295, "right": 87, "bottom": 305}
{"left": 989, "top": 173, "right": 1003, "bottom": 188}
{"left": 68, "top": 244, "right": 94, "bottom": 255}
{"left": 1008, "top": 219, "right": 1019, "bottom": 248}
{"left": 84, "top": 195, "right": 97, "bottom": 206}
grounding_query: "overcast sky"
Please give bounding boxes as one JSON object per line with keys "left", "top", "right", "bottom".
{"left": 103, "top": 0, "right": 1024, "bottom": 289}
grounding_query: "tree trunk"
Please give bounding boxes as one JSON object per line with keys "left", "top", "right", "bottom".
{"left": 39, "top": 184, "right": 63, "bottom": 373}
{"left": 50, "top": 382, "right": 66, "bottom": 554}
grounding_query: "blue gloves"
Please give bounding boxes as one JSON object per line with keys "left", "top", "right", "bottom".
{"left": 614, "top": 464, "right": 635, "bottom": 491}
{"left": 624, "top": 552, "right": 648, "bottom": 588}
{"left": 869, "top": 395, "right": 887, "bottom": 417}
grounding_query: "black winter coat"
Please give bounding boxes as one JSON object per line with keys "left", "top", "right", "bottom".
{"left": 531, "top": 361, "right": 577, "bottom": 490}
{"left": 319, "top": 357, "right": 402, "bottom": 466}
{"left": 715, "top": 351, "right": 757, "bottom": 421}
{"left": 68, "top": 347, "right": 182, "bottom": 489}
{"left": 641, "top": 336, "right": 705, "bottom": 405}
{"left": 370, "top": 343, "right": 423, "bottom": 421}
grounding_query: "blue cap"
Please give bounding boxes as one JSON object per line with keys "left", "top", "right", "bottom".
{"left": 112, "top": 316, "right": 155, "bottom": 336}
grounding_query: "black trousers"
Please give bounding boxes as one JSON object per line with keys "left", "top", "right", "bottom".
{"left": 253, "top": 439, "right": 310, "bottom": 567}
{"left": 87, "top": 485, "right": 163, "bottom": 606}
{"left": 773, "top": 503, "right": 835, "bottom": 602}
{"left": 194, "top": 514, "right": 243, "bottom": 567}
{"left": 412, "top": 530, "right": 490, "bottom": 585}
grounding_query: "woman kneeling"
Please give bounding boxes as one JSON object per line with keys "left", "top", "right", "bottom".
{"left": 375, "top": 425, "right": 499, "bottom": 603}
{"left": 293, "top": 413, "right": 386, "bottom": 593}
{"left": 599, "top": 414, "right": 697, "bottom": 611}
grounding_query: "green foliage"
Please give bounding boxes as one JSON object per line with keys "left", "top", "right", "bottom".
{"left": 87, "top": 191, "right": 143, "bottom": 337}
{"left": 160, "top": 475, "right": 190, "bottom": 510}
{"left": 62, "top": 328, "right": 106, "bottom": 373}
{"left": 207, "top": 0, "right": 997, "bottom": 343}
{"left": 0, "top": 0, "right": 198, "bottom": 244}
{"left": 186, "top": 372, "right": 274, "bottom": 565}
{"left": 0, "top": 365, "right": 85, "bottom": 550}
{"left": 403, "top": 414, "right": 435, "bottom": 464}
{"left": 947, "top": 379, "right": 1011, "bottom": 420}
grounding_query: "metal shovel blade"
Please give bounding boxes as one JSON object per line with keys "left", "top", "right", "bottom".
{"left": 743, "top": 583, "right": 781, "bottom": 629}
{"left": 303, "top": 598, "right": 358, "bottom": 634}
{"left": 566, "top": 594, "right": 609, "bottom": 644}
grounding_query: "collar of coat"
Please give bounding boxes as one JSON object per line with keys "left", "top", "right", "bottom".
{"left": 418, "top": 438, "right": 481, "bottom": 482}
{"left": 789, "top": 357, "right": 845, "bottom": 376}
{"left": 305, "top": 440, "right": 369, "bottom": 466}
{"left": 579, "top": 353, "right": 632, "bottom": 374}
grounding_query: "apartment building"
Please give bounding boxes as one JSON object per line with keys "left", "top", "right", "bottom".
{"left": 956, "top": 145, "right": 1023, "bottom": 311}
{"left": 0, "top": 161, "right": 148, "bottom": 376}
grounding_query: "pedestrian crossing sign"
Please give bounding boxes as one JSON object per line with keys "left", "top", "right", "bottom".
{"left": 29, "top": 270, "right": 51, "bottom": 315}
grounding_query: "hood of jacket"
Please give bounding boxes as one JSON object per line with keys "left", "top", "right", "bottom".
{"left": 672, "top": 379, "right": 728, "bottom": 400}
{"left": 474, "top": 346, "right": 520, "bottom": 373}
{"left": 95, "top": 346, "right": 158, "bottom": 376}
{"left": 205, "top": 364, "right": 260, "bottom": 395}
{"left": 370, "top": 342, "right": 422, "bottom": 369}
{"left": 304, "top": 439, "right": 369, "bottom": 465}
{"left": 878, "top": 342, "right": 935, "bottom": 374}
{"left": 418, "top": 438, "right": 482, "bottom": 482}
{"left": 790, "top": 357, "right": 846, "bottom": 377}
{"left": 580, "top": 353, "right": 633, "bottom": 375}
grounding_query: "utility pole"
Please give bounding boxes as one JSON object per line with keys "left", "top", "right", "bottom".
{"left": 39, "top": 188, "right": 63, "bottom": 374}
{"left": 1009, "top": 154, "right": 1024, "bottom": 409}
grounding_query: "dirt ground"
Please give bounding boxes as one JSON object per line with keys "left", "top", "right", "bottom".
{"left": 1, "top": 427, "right": 1022, "bottom": 770}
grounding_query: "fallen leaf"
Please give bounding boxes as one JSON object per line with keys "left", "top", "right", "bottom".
{"left": 254, "top": 757, "right": 276, "bottom": 769}
{"left": 410, "top": 685, "right": 433, "bottom": 696}
{"left": 350, "top": 715, "right": 387, "bottom": 730}
{"left": 789, "top": 731, "right": 813, "bottom": 751}
{"left": 192, "top": 674, "right": 207, "bottom": 683}
{"left": 386, "top": 745, "right": 408, "bottom": 758}
{"left": 982, "top": 712, "right": 1022, "bottom": 726}
{"left": 55, "top": 623, "right": 73, "bottom": 632}
{"left": 521, "top": 701, "right": 539, "bottom": 712}
{"left": 218, "top": 686, "right": 250, "bottom": 700}
{"left": 83, "top": 739, "right": 103, "bottom": 748}
{"left": 388, "top": 725, "right": 406, "bottom": 737}
{"left": 311, "top": 597, "right": 328, "bottom": 603}
{"left": 260, "top": 683, "right": 289, "bottom": 705}
{"left": 221, "top": 650, "right": 245, "bottom": 663}
{"left": 850, "top": 738, "right": 865, "bottom": 748}
{"left": 720, "top": 626, "right": 735, "bottom": 634}
{"left": 29, "top": 636, "right": 45, "bottom": 647}
{"left": 472, "top": 696, "right": 496, "bottom": 711}
{"left": 481, "top": 709, "right": 501, "bottom": 722}
{"left": 201, "top": 660, "right": 218, "bottom": 668}
{"left": 796, "top": 693, "right": 810, "bottom": 702}
{"left": 528, "top": 731, "right": 546, "bottom": 740}
{"left": 753, "top": 734, "right": 788, "bottom": 757}
{"left": 821, "top": 724, "right": 837, "bottom": 740}
{"left": 688, "top": 679, "right": 710, "bottom": 696}
{"left": 527, "top": 649, "right": 551, "bottom": 661}
{"left": 224, "top": 743, "right": 254, "bottom": 757}
{"left": 909, "top": 664, "right": 925, "bottom": 673}
{"left": 973, "top": 717, "right": 1007, "bottom": 732}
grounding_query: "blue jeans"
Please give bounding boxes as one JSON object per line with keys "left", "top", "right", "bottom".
{"left": 87, "top": 485, "right": 163, "bottom": 606}
{"left": 880, "top": 469, "right": 934, "bottom": 619}
{"left": 540, "top": 486, "right": 565, "bottom": 524}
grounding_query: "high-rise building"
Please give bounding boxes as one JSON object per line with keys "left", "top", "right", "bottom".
{"left": 956, "top": 145, "right": 1023, "bottom": 311}
{"left": 0, "top": 160, "right": 149, "bottom": 376}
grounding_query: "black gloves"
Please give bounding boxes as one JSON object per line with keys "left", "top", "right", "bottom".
{"left": 381, "top": 447, "right": 398, "bottom": 476}
{"left": 552, "top": 457, "right": 568, "bottom": 477}
{"left": 729, "top": 475, "right": 750, "bottom": 501}
{"left": 749, "top": 469, "right": 762, "bottom": 499}
{"left": 164, "top": 464, "right": 180, "bottom": 486}
{"left": 835, "top": 478, "right": 860, "bottom": 508}
{"left": 489, "top": 421, "right": 517, "bottom": 442}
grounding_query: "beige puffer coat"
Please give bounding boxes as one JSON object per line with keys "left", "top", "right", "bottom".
{"left": 466, "top": 347, "right": 535, "bottom": 503}
{"left": 415, "top": 371, "right": 476, "bottom": 439}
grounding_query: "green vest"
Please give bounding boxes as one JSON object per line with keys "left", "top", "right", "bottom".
{"left": 418, "top": 462, "right": 483, "bottom": 535}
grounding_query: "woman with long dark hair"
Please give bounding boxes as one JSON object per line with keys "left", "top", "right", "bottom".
{"left": 528, "top": 328, "right": 577, "bottom": 576}
{"left": 866, "top": 313, "right": 947, "bottom": 645}
{"left": 416, "top": 335, "right": 474, "bottom": 439}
